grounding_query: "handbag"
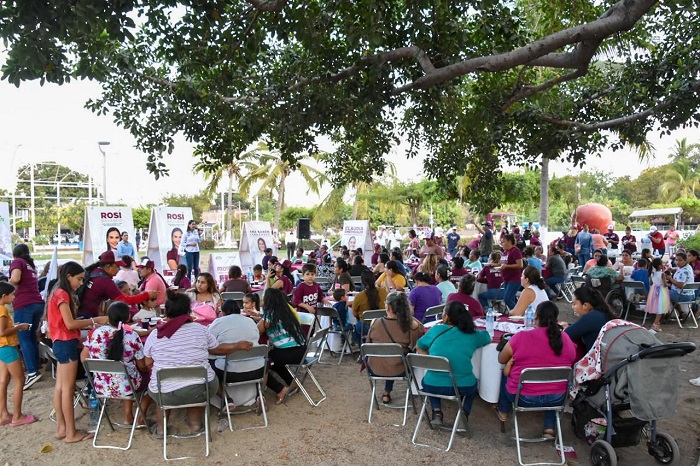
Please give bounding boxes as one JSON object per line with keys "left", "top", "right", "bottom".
{"left": 496, "top": 332, "right": 514, "bottom": 352}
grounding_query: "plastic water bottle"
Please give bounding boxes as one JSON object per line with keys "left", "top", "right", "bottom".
{"left": 247, "top": 267, "right": 254, "bottom": 282}
{"left": 485, "top": 307, "right": 495, "bottom": 337}
{"left": 88, "top": 390, "right": 100, "bottom": 426}
{"left": 525, "top": 305, "right": 535, "bottom": 330}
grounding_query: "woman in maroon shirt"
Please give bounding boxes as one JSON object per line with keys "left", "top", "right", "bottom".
{"left": 446, "top": 274, "right": 484, "bottom": 318}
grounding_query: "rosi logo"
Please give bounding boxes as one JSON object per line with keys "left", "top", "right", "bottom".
{"left": 100, "top": 212, "right": 122, "bottom": 219}
{"left": 167, "top": 214, "right": 185, "bottom": 220}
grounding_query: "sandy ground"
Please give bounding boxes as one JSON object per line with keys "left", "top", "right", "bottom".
{"left": 2, "top": 300, "right": 699, "bottom": 466}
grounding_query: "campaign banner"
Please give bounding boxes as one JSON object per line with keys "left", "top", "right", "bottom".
{"left": 82, "top": 206, "right": 135, "bottom": 265}
{"left": 0, "top": 202, "right": 11, "bottom": 275}
{"left": 341, "top": 220, "right": 373, "bottom": 265}
{"left": 146, "top": 206, "right": 194, "bottom": 273}
{"left": 239, "top": 221, "right": 275, "bottom": 268}
{"left": 208, "top": 252, "right": 242, "bottom": 285}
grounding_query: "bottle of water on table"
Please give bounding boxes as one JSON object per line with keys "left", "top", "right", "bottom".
{"left": 525, "top": 304, "right": 535, "bottom": 330}
{"left": 247, "top": 266, "right": 254, "bottom": 282}
{"left": 88, "top": 389, "right": 100, "bottom": 427}
{"left": 485, "top": 307, "right": 495, "bottom": 337}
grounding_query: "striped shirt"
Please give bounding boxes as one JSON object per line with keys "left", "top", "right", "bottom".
{"left": 143, "top": 323, "right": 218, "bottom": 393}
{"left": 264, "top": 316, "right": 303, "bottom": 349}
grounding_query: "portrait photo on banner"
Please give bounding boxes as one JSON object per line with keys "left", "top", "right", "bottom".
{"left": 146, "top": 206, "right": 193, "bottom": 273}
{"left": 82, "top": 206, "right": 135, "bottom": 265}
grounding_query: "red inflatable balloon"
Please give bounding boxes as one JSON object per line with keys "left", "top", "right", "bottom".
{"left": 572, "top": 203, "right": 613, "bottom": 233}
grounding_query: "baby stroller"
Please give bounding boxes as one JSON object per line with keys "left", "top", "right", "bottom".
{"left": 570, "top": 321, "right": 695, "bottom": 466}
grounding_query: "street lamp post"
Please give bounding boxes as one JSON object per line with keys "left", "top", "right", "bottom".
{"left": 10, "top": 144, "right": 22, "bottom": 234}
{"left": 97, "top": 141, "right": 110, "bottom": 205}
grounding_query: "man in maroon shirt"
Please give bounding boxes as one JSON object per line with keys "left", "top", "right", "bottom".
{"left": 78, "top": 251, "right": 157, "bottom": 318}
{"left": 648, "top": 226, "right": 666, "bottom": 257}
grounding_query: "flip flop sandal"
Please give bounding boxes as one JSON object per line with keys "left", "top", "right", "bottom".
{"left": 0, "top": 417, "right": 12, "bottom": 426}
{"left": 543, "top": 430, "right": 555, "bottom": 440}
{"left": 149, "top": 424, "right": 164, "bottom": 440}
{"left": 65, "top": 431, "right": 94, "bottom": 443}
{"left": 491, "top": 404, "right": 507, "bottom": 432}
{"left": 10, "top": 413, "right": 39, "bottom": 427}
{"left": 381, "top": 393, "right": 392, "bottom": 404}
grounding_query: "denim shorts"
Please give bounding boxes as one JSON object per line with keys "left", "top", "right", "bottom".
{"left": 0, "top": 345, "right": 20, "bottom": 364}
{"left": 52, "top": 339, "right": 80, "bottom": 364}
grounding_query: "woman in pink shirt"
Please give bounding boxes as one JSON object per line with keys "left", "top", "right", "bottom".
{"left": 495, "top": 301, "right": 577, "bottom": 437}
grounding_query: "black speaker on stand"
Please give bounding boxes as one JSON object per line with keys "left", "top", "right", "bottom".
{"left": 297, "top": 218, "right": 311, "bottom": 252}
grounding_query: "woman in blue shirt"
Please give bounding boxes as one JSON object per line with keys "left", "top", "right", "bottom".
{"left": 416, "top": 301, "right": 491, "bottom": 426}
{"left": 183, "top": 220, "right": 202, "bottom": 280}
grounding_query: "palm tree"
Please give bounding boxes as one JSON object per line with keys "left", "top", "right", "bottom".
{"left": 193, "top": 142, "right": 267, "bottom": 242}
{"left": 238, "top": 148, "right": 326, "bottom": 232}
{"left": 658, "top": 157, "right": 700, "bottom": 202}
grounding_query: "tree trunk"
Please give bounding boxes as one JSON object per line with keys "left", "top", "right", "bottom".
{"left": 227, "top": 169, "right": 233, "bottom": 240}
{"left": 539, "top": 157, "right": 549, "bottom": 237}
{"left": 274, "top": 169, "right": 286, "bottom": 232}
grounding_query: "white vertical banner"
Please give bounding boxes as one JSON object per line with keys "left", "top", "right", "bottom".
{"left": 208, "top": 252, "right": 242, "bottom": 285}
{"left": 239, "top": 221, "right": 275, "bottom": 268}
{"left": 341, "top": 220, "right": 373, "bottom": 265}
{"left": 82, "top": 206, "right": 135, "bottom": 265}
{"left": 0, "top": 202, "right": 11, "bottom": 275}
{"left": 146, "top": 206, "right": 193, "bottom": 273}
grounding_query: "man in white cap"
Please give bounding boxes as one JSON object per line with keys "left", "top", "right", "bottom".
{"left": 648, "top": 226, "right": 666, "bottom": 257}
{"left": 603, "top": 225, "right": 620, "bottom": 263}
{"left": 474, "top": 220, "right": 494, "bottom": 263}
{"left": 446, "top": 226, "right": 460, "bottom": 258}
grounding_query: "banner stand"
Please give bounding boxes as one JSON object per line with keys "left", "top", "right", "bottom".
{"left": 146, "top": 206, "right": 193, "bottom": 273}
{"left": 340, "top": 220, "right": 373, "bottom": 265}
{"left": 239, "top": 221, "right": 275, "bottom": 268}
{"left": 208, "top": 252, "right": 242, "bottom": 285}
{"left": 82, "top": 206, "right": 135, "bottom": 265}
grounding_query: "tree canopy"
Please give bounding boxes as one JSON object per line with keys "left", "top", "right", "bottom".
{"left": 2, "top": 0, "right": 699, "bottom": 213}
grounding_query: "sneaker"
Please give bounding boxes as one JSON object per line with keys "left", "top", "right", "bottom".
{"left": 690, "top": 377, "right": 700, "bottom": 387}
{"left": 24, "top": 372, "right": 43, "bottom": 390}
{"left": 431, "top": 411, "right": 443, "bottom": 427}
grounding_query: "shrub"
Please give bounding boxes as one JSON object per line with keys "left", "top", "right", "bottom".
{"left": 201, "top": 238, "right": 216, "bottom": 250}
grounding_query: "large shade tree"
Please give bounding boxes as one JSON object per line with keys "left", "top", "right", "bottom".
{"left": 2, "top": 0, "right": 699, "bottom": 214}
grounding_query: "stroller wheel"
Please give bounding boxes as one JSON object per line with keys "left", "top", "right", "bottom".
{"left": 648, "top": 431, "right": 679, "bottom": 464}
{"left": 591, "top": 439, "right": 617, "bottom": 466}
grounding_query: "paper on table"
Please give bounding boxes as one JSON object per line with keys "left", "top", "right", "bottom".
{"left": 495, "top": 321, "right": 525, "bottom": 333}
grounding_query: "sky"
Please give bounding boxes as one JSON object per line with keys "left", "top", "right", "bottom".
{"left": 0, "top": 76, "right": 694, "bottom": 211}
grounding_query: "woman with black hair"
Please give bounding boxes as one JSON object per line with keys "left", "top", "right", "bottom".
{"left": 48, "top": 261, "right": 109, "bottom": 443}
{"left": 408, "top": 272, "right": 442, "bottom": 322}
{"left": 172, "top": 264, "right": 191, "bottom": 290}
{"left": 496, "top": 301, "right": 577, "bottom": 437}
{"left": 257, "top": 288, "right": 307, "bottom": 404}
{"left": 219, "top": 265, "right": 251, "bottom": 294}
{"left": 416, "top": 301, "right": 490, "bottom": 426}
{"left": 376, "top": 260, "right": 407, "bottom": 292}
{"left": 333, "top": 258, "right": 353, "bottom": 292}
{"left": 563, "top": 286, "right": 616, "bottom": 353}
{"left": 81, "top": 302, "right": 149, "bottom": 425}
{"left": 9, "top": 243, "right": 45, "bottom": 388}
{"left": 367, "top": 292, "right": 424, "bottom": 403}
{"left": 352, "top": 270, "right": 388, "bottom": 345}
{"left": 510, "top": 266, "right": 550, "bottom": 317}
{"left": 446, "top": 274, "right": 485, "bottom": 318}
{"left": 372, "top": 252, "right": 390, "bottom": 277}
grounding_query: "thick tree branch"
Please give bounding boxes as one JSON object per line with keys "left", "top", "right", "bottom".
{"left": 502, "top": 67, "right": 588, "bottom": 111}
{"left": 392, "top": 0, "right": 657, "bottom": 94}
{"left": 245, "top": 0, "right": 287, "bottom": 12}
{"left": 539, "top": 103, "right": 669, "bottom": 130}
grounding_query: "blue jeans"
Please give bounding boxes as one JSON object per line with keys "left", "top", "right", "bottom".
{"left": 421, "top": 382, "right": 478, "bottom": 415}
{"left": 544, "top": 277, "right": 566, "bottom": 298}
{"left": 497, "top": 375, "right": 565, "bottom": 431}
{"left": 670, "top": 290, "right": 694, "bottom": 304}
{"left": 479, "top": 288, "right": 503, "bottom": 309}
{"left": 185, "top": 250, "right": 200, "bottom": 280}
{"left": 355, "top": 321, "right": 370, "bottom": 345}
{"left": 367, "top": 366, "right": 405, "bottom": 392}
{"left": 480, "top": 255, "right": 490, "bottom": 263}
{"left": 503, "top": 281, "right": 521, "bottom": 310}
{"left": 13, "top": 302, "right": 44, "bottom": 374}
{"left": 448, "top": 248, "right": 458, "bottom": 259}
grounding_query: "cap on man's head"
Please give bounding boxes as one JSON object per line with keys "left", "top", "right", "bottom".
{"left": 452, "top": 226, "right": 457, "bottom": 230}
{"left": 99, "top": 250, "right": 127, "bottom": 267}
{"left": 607, "top": 224, "right": 614, "bottom": 230}
{"left": 482, "top": 221, "right": 492, "bottom": 227}
{"left": 650, "top": 226, "right": 658, "bottom": 232}
{"left": 137, "top": 258, "right": 155, "bottom": 269}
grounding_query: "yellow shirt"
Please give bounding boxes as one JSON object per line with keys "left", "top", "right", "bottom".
{"left": 0, "top": 305, "right": 19, "bottom": 347}
{"left": 377, "top": 272, "right": 407, "bottom": 290}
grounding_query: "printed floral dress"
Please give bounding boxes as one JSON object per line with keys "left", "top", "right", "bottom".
{"left": 85, "top": 325, "right": 144, "bottom": 396}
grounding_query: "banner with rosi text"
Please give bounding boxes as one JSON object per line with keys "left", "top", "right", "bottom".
{"left": 341, "top": 220, "right": 373, "bottom": 265}
{"left": 239, "top": 221, "right": 275, "bottom": 268}
{"left": 208, "top": 252, "right": 242, "bottom": 285}
{"left": 82, "top": 206, "right": 135, "bottom": 265}
{"left": 146, "top": 206, "right": 193, "bottom": 274}
{"left": 0, "top": 202, "right": 12, "bottom": 275}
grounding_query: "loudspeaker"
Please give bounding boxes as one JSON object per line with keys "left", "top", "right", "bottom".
{"left": 297, "top": 218, "right": 311, "bottom": 239}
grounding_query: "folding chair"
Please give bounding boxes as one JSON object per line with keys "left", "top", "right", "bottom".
{"left": 221, "top": 292, "right": 245, "bottom": 306}
{"left": 153, "top": 366, "right": 212, "bottom": 460}
{"left": 351, "top": 276, "right": 363, "bottom": 291}
{"left": 407, "top": 353, "right": 467, "bottom": 452}
{"left": 361, "top": 343, "right": 415, "bottom": 426}
{"left": 512, "top": 367, "right": 572, "bottom": 466}
{"left": 361, "top": 309, "right": 387, "bottom": 343}
{"left": 220, "top": 346, "right": 268, "bottom": 431}
{"left": 297, "top": 311, "right": 318, "bottom": 341}
{"left": 489, "top": 283, "right": 508, "bottom": 314}
{"left": 315, "top": 277, "right": 331, "bottom": 292}
{"left": 672, "top": 282, "right": 700, "bottom": 329}
{"left": 83, "top": 359, "right": 144, "bottom": 450}
{"left": 621, "top": 281, "right": 648, "bottom": 321}
{"left": 317, "top": 306, "right": 353, "bottom": 364}
{"left": 42, "top": 341, "right": 88, "bottom": 423}
{"left": 282, "top": 327, "right": 329, "bottom": 407}
{"left": 422, "top": 304, "right": 445, "bottom": 323}
{"left": 571, "top": 275, "right": 586, "bottom": 290}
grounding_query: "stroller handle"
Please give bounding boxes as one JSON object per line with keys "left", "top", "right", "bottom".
{"left": 636, "top": 342, "right": 696, "bottom": 360}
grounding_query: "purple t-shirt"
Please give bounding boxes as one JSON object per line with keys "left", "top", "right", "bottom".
{"left": 501, "top": 247, "right": 523, "bottom": 283}
{"left": 408, "top": 285, "right": 442, "bottom": 321}
{"left": 9, "top": 258, "right": 43, "bottom": 309}
{"left": 506, "top": 327, "right": 576, "bottom": 396}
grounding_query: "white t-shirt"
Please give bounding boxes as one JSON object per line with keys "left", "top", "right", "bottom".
{"left": 208, "top": 314, "right": 263, "bottom": 372}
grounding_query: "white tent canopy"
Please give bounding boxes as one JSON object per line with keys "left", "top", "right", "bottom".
{"left": 629, "top": 207, "right": 682, "bottom": 228}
